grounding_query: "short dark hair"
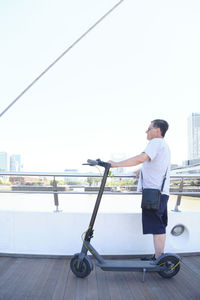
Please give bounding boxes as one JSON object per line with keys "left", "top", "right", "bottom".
{"left": 152, "top": 119, "right": 169, "bottom": 137}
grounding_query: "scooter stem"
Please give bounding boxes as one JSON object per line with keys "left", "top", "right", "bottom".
{"left": 85, "top": 164, "right": 110, "bottom": 241}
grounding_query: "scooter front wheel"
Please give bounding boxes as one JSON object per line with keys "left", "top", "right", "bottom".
{"left": 70, "top": 255, "right": 92, "bottom": 278}
{"left": 158, "top": 255, "right": 181, "bottom": 278}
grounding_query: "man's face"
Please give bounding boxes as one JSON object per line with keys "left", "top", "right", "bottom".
{"left": 146, "top": 122, "right": 161, "bottom": 140}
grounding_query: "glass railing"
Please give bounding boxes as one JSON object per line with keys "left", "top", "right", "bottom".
{"left": 0, "top": 171, "right": 200, "bottom": 212}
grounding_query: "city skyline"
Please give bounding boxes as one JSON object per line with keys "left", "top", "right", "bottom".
{"left": 188, "top": 113, "right": 200, "bottom": 160}
{"left": 0, "top": 152, "right": 7, "bottom": 172}
{"left": 0, "top": 152, "right": 22, "bottom": 172}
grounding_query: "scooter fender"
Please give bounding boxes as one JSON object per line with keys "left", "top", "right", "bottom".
{"left": 156, "top": 253, "right": 182, "bottom": 264}
{"left": 75, "top": 253, "right": 94, "bottom": 271}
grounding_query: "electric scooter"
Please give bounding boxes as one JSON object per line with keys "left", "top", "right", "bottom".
{"left": 70, "top": 159, "right": 181, "bottom": 282}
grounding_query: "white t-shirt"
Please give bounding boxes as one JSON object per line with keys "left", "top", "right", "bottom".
{"left": 137, "top": 138, "right": 171, "bottom": 195}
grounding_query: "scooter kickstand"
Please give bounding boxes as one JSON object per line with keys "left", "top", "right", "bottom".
{"left": 142, "top": 268, "right": 146, "bottom": 282}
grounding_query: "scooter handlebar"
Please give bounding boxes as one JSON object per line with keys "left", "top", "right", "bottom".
{"left": 86, "top": 159, "right": 111, "bottom": 169}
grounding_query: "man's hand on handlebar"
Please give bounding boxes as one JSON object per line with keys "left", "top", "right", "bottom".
{"left": 107, "top": 160, "right": 118, "bottom": 168}
{"left": 85, "top": 159, "right": 111, "bottom": 169}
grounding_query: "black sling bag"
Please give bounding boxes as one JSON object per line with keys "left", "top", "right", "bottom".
{"left": 141, "top": 170, "right": 167, "bottom": 210}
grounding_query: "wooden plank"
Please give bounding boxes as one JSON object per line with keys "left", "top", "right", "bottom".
{"left": 75, "top": 275, "right": 88, "bottom": 300}
{"left": 24, "top": 258, "right": 57, "bottom": 299}
{"left": 183, "top": 256, "right": 200, "bottom": 276}
{"left": 174, "top": 258, "right": 200, "bottom": 299}
{"left": 52, "top": 259, "right": 70, "bottom": 300}
{"left": 0, "top": 258, "right": 27, "bottom": 299}
{"left": 36, "top": 259, "right": 66, "bottom": 300}
{"left": 0, "top": 257, "right": 17, "bottom": 278}
{"left": 109, "top": 272, "right": 134, "bottom": 300}
{"left": 105, "top": 271, "right": 123, "bottom": 300}
{"left": 13, "top": 258, "right": 50, "bottom": 300}
{"left": 63, "top": 260, "right": 78, "bottom": 299}
{"left": 86, "top": 262, "right": 98, "bottom": 300}
{"left": 192, "top": 255, "right": 200, "bottom": 269}
{"left": 148, "top": 272, "right": 183, "bottom": 300}
{"left": 124, "top": 271, "right": 156, "bottom": 300}
{"left": 95, "top": 263, "right": 111, "bottom": 300}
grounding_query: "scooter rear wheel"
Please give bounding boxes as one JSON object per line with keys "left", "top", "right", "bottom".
{"left": 70, "top": 255, "right": 92, "bottom": 278}
{"left": 158, "top": 255, "right": 181, "bottom": 278}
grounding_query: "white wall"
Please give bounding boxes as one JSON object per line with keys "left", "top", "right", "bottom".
{"left": 0, "top": 210, "right": 199, "bottom": 256}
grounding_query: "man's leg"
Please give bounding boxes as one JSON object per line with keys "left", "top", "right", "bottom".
{"left": 153, "top": 234, "right": 166, "bottom": 258}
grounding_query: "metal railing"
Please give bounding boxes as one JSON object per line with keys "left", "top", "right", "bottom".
{"left": 0, "top": 171, "right": 200, "bottom": 212}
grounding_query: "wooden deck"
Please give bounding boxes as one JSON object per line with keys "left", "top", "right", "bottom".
{"left": 0, "top": 255, "right": 199, "bottom": 300}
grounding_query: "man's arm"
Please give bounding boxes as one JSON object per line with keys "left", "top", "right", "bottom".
{"left": 108, "top": 152, "right": 150, "bottom": 168}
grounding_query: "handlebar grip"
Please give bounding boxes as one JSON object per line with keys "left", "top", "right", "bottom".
{"left": 87, "top": 159, "right": 99, "bottom": 166}
{"left": 86, "top": 159, "right": 111, "bottom": 169}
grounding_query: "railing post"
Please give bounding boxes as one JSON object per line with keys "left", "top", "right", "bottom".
{"left": 173, "top": 178, "right": 184, "bottom": 212}
{"left": 53, "top": 176, "right": 61, "bottom": 212}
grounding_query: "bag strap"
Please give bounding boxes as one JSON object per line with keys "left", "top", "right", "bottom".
{"left": 141, "top": 171, "right": 144, "bottom": 191}
{"left": 160, "top": 169, "right": 168, "bottom": 192}
{"left": 141, "top": 168, "right": 168, "bottom": 192}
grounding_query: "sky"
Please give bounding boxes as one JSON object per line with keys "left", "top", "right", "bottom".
{"left": 0, "top": 0, "right": 200, "bottom": 172}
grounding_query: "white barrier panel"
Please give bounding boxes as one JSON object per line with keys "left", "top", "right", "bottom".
{"left": 0, "top": 210, "right": 199, "bottom": 255}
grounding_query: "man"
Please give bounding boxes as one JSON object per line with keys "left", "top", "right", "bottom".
{"left": 108, "top": 119, "right": 170, "bottom": 260}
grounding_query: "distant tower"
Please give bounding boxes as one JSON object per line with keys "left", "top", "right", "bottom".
{"left": 10, "top": 154, "right": 21, "bottom": 172}
{"left": 188, "top": 113, "right": 200, "bottom": 160}
{"left": 0, "top": 152, "right": 7, "bottom": 171}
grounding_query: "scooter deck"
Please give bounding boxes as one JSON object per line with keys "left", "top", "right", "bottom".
{"left": 96, "top": 260, "right": 162, "bottom": 272}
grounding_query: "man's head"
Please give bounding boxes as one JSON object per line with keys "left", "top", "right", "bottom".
{"left": 146, "top": 119, "right": 169, "bottom": 140}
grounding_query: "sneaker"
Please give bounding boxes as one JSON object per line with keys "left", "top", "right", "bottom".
{"left": 140, "top": 254, "right": 156, "bottom": 261}
{"left": 150, "top": 253, "right": 164, "bottom": 265}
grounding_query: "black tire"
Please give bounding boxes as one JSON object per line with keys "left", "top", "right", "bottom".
{"left": 70, "top": 255, "right": 92, "bottom": 278}
{"left": 158, "top": 255, "right": 181, "bottom": 278}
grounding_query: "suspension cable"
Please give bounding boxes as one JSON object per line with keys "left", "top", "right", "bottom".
{"left": 0, "top": 0, "right": 125, "bottom": 119}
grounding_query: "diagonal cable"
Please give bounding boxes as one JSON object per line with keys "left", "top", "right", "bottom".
{"left": 0, "top": 0, "right": 125, "bottom": 119}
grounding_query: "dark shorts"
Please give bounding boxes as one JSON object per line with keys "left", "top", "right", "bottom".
{"left": 142, "top": 194, "right": 169, "bottom": 234}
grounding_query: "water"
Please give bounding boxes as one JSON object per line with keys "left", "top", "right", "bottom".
{"left": 0, "top": 193, "right": 199, "bottom": 212}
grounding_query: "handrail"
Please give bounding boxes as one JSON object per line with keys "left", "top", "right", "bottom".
{"left": 0, "top": 171, "right": 200, "bottom": 178}
{"left": 0, "top": 171, "right": 200, "bottom": 212}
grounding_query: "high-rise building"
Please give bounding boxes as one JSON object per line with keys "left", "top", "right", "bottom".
{"left": 188, "top": 113, "right": 200, "bottom": 160}
{"left": 0, "top": 152, "right": 7, "bottom": 171}
{"left": 10, "top": 154, "right": 21, "bottom": 172}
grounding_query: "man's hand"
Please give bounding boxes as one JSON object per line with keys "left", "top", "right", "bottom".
{"left": 108, "top": 160, "right": 117, "bottom": 167}
{"left": 134, "top": 169, "right": 141, "bottom": 178}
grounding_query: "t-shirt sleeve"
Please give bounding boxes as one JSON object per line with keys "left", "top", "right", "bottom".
{"left": 143, "top": 139, "right": 161, "bottom": 160}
